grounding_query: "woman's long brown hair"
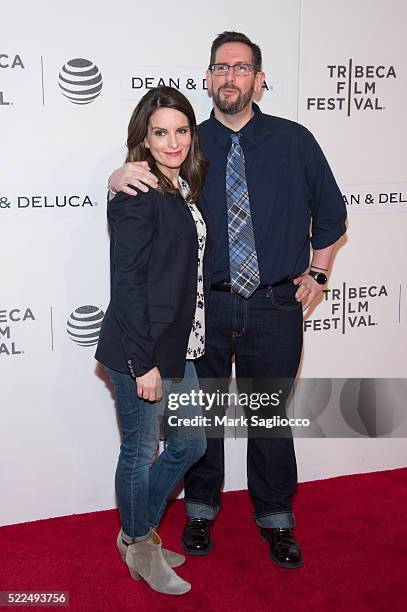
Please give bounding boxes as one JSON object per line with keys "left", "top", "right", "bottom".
{"left": 126, "top": 86, "right": 208, "bottom": 203}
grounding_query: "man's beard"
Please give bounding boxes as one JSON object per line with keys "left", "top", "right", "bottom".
{"left": 212, "top": 81, "right": 254, "bottom": 115}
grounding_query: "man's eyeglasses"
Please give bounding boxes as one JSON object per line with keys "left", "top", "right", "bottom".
{"left": 208, "top": 63, "right": 256, "bottom": 76}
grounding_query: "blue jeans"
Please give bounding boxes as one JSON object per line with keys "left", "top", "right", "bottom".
{"left": 107, "top": 361, "right": 206, "bottom": 538}
{"left": 185, "top": 284, "right": 303, "bottom": 528}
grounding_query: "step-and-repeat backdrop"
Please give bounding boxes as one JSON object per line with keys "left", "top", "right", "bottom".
{"left": 1, "top": 0, "right": 406, "bottom": 525}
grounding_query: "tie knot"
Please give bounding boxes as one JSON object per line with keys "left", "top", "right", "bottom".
{"left": 231, "top": 133, "right": 240, "bottom": 145}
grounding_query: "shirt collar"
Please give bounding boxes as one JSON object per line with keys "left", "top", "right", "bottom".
{"left": 208, "top": 102, "right": 263, "bottom": 146}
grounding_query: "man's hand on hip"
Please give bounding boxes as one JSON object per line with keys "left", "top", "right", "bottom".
{"left": 293, "top": 273, "right": 324, "bottom": 311}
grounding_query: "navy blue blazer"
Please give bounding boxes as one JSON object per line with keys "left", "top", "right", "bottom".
{"left": 95, "top": 188, "right": 213, "bottom": 379}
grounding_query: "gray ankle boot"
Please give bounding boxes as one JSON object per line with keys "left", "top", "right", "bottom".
{"left": 125, "top": 530, "right": 191, "bottom": 595}
{"left": 117, "top": 530, "right": 185, "bottom": 569}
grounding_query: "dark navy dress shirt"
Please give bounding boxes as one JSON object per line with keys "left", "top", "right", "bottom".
{"left": 199, "top": 103, "right": 347, "bottom": 285}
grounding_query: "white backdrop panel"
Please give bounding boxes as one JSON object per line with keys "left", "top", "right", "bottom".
{"left": 1, "top": 0, "right": 406, "bottom": 526}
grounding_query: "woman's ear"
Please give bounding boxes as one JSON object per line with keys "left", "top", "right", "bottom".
{"left": 144, "top": 138, "right": 150, "bottom": 149}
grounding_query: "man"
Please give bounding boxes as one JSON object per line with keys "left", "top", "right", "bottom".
{"left": 108, "top": 31, "right": 347, "bottom": 568}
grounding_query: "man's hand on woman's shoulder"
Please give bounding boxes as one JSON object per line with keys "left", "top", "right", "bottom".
{"left": 108, "top": 161, "right": 159, "bottom": 197}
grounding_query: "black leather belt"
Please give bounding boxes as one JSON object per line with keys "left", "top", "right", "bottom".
{"left": 211, "top": 279, "right": 292, "bottom": 293}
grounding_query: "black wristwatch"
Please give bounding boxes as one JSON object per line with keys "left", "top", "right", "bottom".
{"left": 308, "top": 269, "right": 328, "bottom": 285}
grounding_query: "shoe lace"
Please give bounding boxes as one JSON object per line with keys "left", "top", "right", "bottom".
{"left": 188, "top": 518, "right": 208, "bottom": 534}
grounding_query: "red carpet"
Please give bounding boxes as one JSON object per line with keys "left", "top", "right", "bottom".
{"left": 1, "top": 468, "right": 406, "bottom": 611}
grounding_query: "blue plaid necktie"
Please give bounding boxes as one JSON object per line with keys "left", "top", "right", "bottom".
{"left": 226, "top": 133, "right": 260, "bottom": 297}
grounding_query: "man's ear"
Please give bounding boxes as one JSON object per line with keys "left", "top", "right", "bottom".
{"left": 254, "top": 70, "right": 265, "bottom": 95}
{"left": 206, "top": 69, "right": 213, "bottom": 96}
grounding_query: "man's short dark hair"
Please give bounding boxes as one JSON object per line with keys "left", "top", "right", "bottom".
{"left": 210, "top": 31, "right": 262, "bottom": 71}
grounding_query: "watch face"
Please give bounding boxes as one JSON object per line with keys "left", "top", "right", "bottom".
{"left": 315, "top": 272, "right": 328, "bottom": 285}
{"left": 310, "top": 270, "right": 327, "bottom": 285}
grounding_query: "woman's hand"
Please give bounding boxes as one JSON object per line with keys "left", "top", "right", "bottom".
{"left": 108, "top": 161, "right": 159, "bottom": 196}
{"left": 136, "top": 366, "right": 163, "bottom": 402}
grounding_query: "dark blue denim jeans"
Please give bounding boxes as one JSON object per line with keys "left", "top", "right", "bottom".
{"left": 184, "top": 283, "right": 303, "bottom": 528}
{"left": 107, "top": 361, "right": 206, "bottom": 538}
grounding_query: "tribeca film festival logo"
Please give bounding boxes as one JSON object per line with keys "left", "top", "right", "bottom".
{"left": 0, "top": 52, "right": 24, "bottom": 106}
{"left": 0, "top": 307, "right": 35, "bottom": 356}
{"left": 307, "top": 60, "right": 397, "bottom": 116}
{"left": 58, "top": 58, "right": 103, "bottom": 105}
{"left": 0, "top": 194, "right": 96, "bottom": 210}
{"left": 67, "top": 305, "right": 104, "bottom": 347}
{"left": 304, "top": 283, "right": 388, "bottom": 334}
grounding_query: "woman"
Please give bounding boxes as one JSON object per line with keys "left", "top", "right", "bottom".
{"left": 96, "top": 87, "right": 212, "bottom": 595}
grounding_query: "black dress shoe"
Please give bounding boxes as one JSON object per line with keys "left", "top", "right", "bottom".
{"left": 260, "top": 527, "right": 303, "bottom": 568}
{"left": 181, "top": 518, "right": 212, "bottom": 556}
